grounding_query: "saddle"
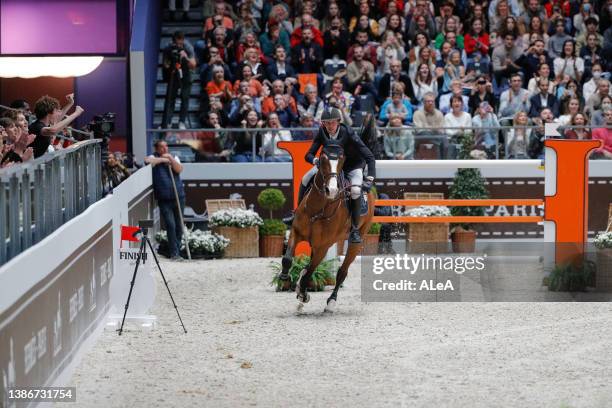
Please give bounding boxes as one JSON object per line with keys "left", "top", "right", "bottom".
{"left": 304, "top": 172, "right": 369, "bottom": 216}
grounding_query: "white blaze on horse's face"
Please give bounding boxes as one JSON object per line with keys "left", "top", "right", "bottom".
{"left": 327, "top": 159, "right": 339, "bottom": 199}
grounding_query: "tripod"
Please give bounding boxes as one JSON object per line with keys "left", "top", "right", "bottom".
{"left": 118, "top": 223, "right": 187, "bottom": 335}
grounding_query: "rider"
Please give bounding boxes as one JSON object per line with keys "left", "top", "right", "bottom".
{"left": 285, "top": 107, "right": 376, "bottom": 243}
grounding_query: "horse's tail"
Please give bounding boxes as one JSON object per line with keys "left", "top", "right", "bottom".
{"left": 359, "top": 112, "right": 381, "bottom": 159}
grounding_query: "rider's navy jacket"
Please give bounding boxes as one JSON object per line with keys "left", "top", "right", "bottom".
{"left": 304, "top": 124, "right": 376, "bottom": 178}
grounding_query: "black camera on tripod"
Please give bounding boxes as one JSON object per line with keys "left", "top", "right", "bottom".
{"left": 89, "top": 112, "right": 116, "bottom": 135}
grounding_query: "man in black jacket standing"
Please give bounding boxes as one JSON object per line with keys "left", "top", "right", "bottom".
{"left": 285, "top": 108, "right": 376, "bottom": 243}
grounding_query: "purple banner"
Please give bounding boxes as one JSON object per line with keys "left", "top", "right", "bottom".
{"left": 1, "top": 0, "right": 117, "bottom": 54}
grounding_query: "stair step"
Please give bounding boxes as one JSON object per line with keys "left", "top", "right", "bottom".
{"left": 154, "top": 98, "right": 201, "bottom": 112}
{"left": 156, "top": 82, "right": 202, "bottom": 96}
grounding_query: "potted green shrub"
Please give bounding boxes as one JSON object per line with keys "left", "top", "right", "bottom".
{"left": 594, "top": 230, "right": 612, "bottom": 291}
{"left": 362, "top": 223, "right": 381, "bottom": 255}
{"left": 269, "top": 254, "right": 336, "bottom": 291}
{"left": 257, "top": 188, "right": 287, "bottom": 257}
{"left": 448, "top": 133, "right": 489, "bottom": 253}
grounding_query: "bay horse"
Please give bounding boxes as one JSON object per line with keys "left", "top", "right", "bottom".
{"left": 279, "top": 143, "right": 375, "bottom": 313}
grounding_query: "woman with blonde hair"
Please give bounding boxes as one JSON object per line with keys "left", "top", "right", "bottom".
{"left": 506, "top": 111, "right": 531, "bottom": 159}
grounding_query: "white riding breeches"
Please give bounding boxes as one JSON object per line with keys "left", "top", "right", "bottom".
{"left": 301, "top": 166, "right": 363, "bottom": 199}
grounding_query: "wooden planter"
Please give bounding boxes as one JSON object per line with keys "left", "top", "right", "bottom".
{"left": 259, "top": 235, "right": 284, "bottom": 257}
{"left": 596, "top": 248, "right": 612, "bottom": 291}
{"left": 406, "top": 223, "right": 449, "bottom": 253}
{"left": 362, "top": 233, "right": 379, "bottom": 255}
{"left": 212, "top": 226, "right": 259, "bottom": 258}
{"left": 451, "top": 229, "right": 477, "bottom": 253}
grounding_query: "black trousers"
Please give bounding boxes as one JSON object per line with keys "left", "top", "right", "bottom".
{"left": 162, "top": 69, "right": 191, "bottom": 128}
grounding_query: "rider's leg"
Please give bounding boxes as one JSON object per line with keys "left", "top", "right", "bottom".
{"left": 347, "top": 168, "right": 364, "bottom": 244}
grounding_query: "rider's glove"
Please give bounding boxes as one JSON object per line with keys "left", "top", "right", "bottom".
{"left": 362, "top": 176, "right": 374, "bottom": 192}
{"left": 313, "top": 157, "right": 320, "bottom": 167}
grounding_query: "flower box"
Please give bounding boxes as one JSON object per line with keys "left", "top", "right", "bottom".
{"left": 209, "top": 208, "right": 263, "bottom": 258}
{"left": 404, "top": 206, "right": 450, "bottom": 253}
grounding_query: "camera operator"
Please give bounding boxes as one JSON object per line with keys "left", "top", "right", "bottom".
{"left": 161, "top": 31, "right": 196, "bottom": 130}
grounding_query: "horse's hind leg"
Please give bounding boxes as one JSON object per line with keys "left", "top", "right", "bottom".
{"left": 325, "top": 242, "right": 362, "bottom": 313}
{"left": 280, "top": 232, "right": 297, "bottom": 279}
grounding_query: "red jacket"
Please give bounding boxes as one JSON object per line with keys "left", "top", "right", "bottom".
{"left": 464, "top": 33, "right": 490, "bottom": 56}
{"left": 290, "top": 26, "right": 324, "bottom": 48}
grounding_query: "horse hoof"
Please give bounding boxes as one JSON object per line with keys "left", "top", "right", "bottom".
{"left": 278, "top": 273, "right": 290, "bottom": 281}
{"left": 296, "top": 302, "right": 305, "bottom": 313}
{"left": 296, "top": 291, "right": 310, "bottom": 303}
{"left": 324, "top": 299, "right": 336, "bottom": 313}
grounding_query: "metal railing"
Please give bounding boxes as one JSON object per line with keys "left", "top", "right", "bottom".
{"left": 0, "top": 140, "right": 102, "bottom": 265}
{"left": 149, "top": 125, "right": 610, "bottom": 162}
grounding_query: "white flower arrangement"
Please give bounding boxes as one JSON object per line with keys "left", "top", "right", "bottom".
{"left": 404, "top": 206, "right": 451, "bottom": 217}
{"left": 209, "top": 208, "right": 263, "bottom": 228}
{"left": 156, "top": 229, "right": 230, "bottom": 254}
{"left": 594, "top": 231, "right": 612, "bottom": 250}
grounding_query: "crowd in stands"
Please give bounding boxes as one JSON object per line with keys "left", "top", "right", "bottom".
{"left": 0, "top": 95, "right": 83, "bottom": 168}
{"left": 160, "top": 0, "right": 612, "bottom": 161}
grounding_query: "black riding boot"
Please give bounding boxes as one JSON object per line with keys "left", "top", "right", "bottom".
{"left": 349, "top": 197, "right": 362, "bottom": 244}
{"left": 282, "top": 184, "right": 307, "bottom": 225}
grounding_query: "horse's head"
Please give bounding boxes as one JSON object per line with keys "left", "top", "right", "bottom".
{"left": 318, "top": 143, "right": 345, "bottom": 200}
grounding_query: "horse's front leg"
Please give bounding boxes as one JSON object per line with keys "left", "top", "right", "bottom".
{"left": 280, "top": 231, "right": 297, "bottom": 279}
{"left": 295, "top": 245, "right": 328, "bottom": 311}
{"left": 325, "top": 239, "right": 362, "bottom": 313}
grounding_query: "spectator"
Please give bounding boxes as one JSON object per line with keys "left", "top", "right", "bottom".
{"left": 553, "top": 40, "right": 584, "bottom": 83}
{"left": 576, "top": 17, "right": 603, "bottom": 55}
{"left": 204, "top": 2, "right": 234, "bottom": 33}
{"left": 445, "top": 95, "right": 472, "bottom": 136}
{"left": 435, "top": 2, "right": 462, "bottom": 38}
{"left": 591, "top": 109, "right": 612, "bottom": 159}
{"left": 0, "top": 117, "right": 33, "bottom": 166}
{"left": 241, "top": 47, "right": 265, "bottom": 79}
{"left": 472, "top": 101, "right": 501, "bottom": 153}
{"left": 265, "top": 45, "right": 295, "bottom": 82}
{"left": 518, "top": 0, "right": 547, "bottom": 34}
{"left": 564, "top": 112, "right": 591, "bottom": 140}
{"left": 198, "top": 111, "right": 230, "bottom": 161}
{"left": 383, "top": 113, "right": 415, "bottom": 159}
{"left": 413, "top": 62, "right": 439, "bottom": 108}
{"left": 413, "top": 92, "right": 446, "bottom": 157}
{"left": 434, "top": 16, "right": 464, "bottom": 50}
{"left": 320, "top": 1, "right": 344, "bottom": 33}
{"left": 28, "top": 95, "right": 83, "bottom": 158}
{"left": 579, "top": 33, "right": 603, "bottom": 76}
{"left": 573, "top": 3, "right": 598, "bottom": 37}
{"left": 293, "top": 113, "right": 317, "bottom": 141}
{"left": 291, "top": 27, "right": 324, "bottom": 74}
{"left": 499, "top": 73, "right": 530, "bottom": 118}
{"left": 290, "top": 13, "right": 324, "bottom": 48}
{"left": 234, "top": 3, "right": 261, "bottom": 40}
{"left": 259, "top": 22, "right": 290, "bottom": 60}
{"left": 376, "top": 31, "right": 407, "bottom": 77}
{"left": 348, "top": 1, "right": 380, "bottom": 38}
{"left": 145, "top": 140, "right": 185, "bottom": 260}
{"left": 442, "top": 50, "right": 467, "bottom": 93}
{"left": 591, "top": 96, "right": 612, "bottom": 127}
{"left": 262, "top": 80, "right": 297, "bottom": 117}
{"left": 347, "top": 45, "right": 376, "bottom": 96}
{"left": 378, "top": 59, "right": 415, "bottom": 105}
{"left": 586, "top": 79, "right": 611, "bottom": 117}
{"left": 469, "top": 77, "right": 496, "bottom": 115}
{"left": 229, "top": 86, "right": 260, "bottom": 126}
{"left": 231, "top": 109, "right": 264, "bottom": 162}
{"left": 347, "top": 30, "right": 378, "bottom": 66}
{"left": 527, "top": 63, "right": 555, "bottom": 96}
{"left": 206, "top": 65, "right": 234, "bottom": 106}
{"left": 529, "top": 78, "right": 560, "bottom": 118}
{"left": 489, "top": 0, "right": 512, "bottom": 32}
{"left": 325, "top": 78, "right": 354, "bottom": 119}
{"left": 582, "top": 63, "right": 606, "bottom": 103}
{"left": 297, "top": 84, "right": 325, "bottom": 122}
{"left": 235, "top": 32, "right": 263, "bottom": 65}
{"left": 161, "top": 31, "right": 196, "bottom": 130}
{"left": 261, "top": 112, "right": 293, "bottom": 161}
{"left": 271, "top": 94, "right": 298, "bottom": 127}
{"left": 379, "top": 2, "right": 405, "bottom": 33}
{"left": 379, "top": 85, "right": 413, "bottom": 125}
{"left": 199, "top": 46, "right": 232, "bottom": 83}
{"left": 492, "top": 33, "right": 522, "bottom": 86}
{"left": 235, "top": 65, "right": 263, "bottom": 98}
{"left": 547, "top": 19, "right": 572, "bottom": 59}
{"left": 528, "top": 108, "right": 554, "bottom": 159}
{"left": 323, "top": 16, "right": 350, "bottom": 60}
{"left": 464, "top": 18, "right": 490, "bottom": 68}
{"left": 439, "top": 80, "right": 469, "bottom": 115}
{"left": 558, "top": 97, "right": 581, "bottom": 126}
{"left": 506, "top": 111, "right": 531, "bottom": 159}
{"left": 407, "top": 16, "right": 436, "bottom": 44}
{"left": 521, "top": 16, "right": 549, "bottom": 51}
{"left": 521, "top": 39, "right": 554, "bottom": 84}
{"left": 556, "top": 79, "right": 583, "bottom": 112}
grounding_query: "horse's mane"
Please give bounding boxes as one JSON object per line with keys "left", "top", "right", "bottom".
{"left": 358, "top": 113, "right": 381, "bottom": 159}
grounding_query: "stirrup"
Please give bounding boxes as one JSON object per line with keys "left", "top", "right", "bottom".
{"left": 282, "top": 213, "right": 295, "bottom": 226}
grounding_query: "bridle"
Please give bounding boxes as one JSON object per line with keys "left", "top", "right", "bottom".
{"left": 308, "top": 152, "right": 347, "bottom": 222}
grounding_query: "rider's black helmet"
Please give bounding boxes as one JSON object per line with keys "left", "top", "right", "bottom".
{"left": 321, "top": 107, "right": 342, "bottom": 122}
